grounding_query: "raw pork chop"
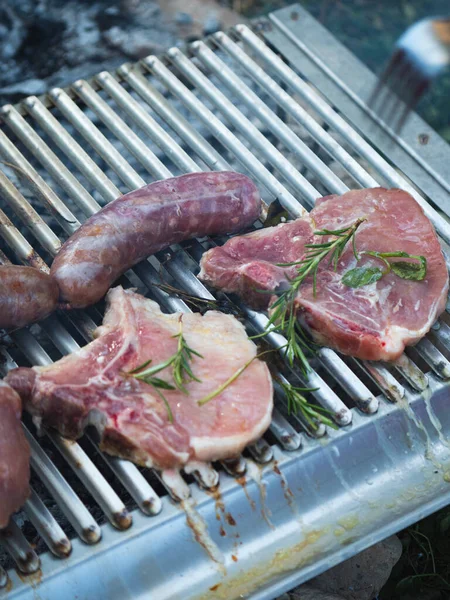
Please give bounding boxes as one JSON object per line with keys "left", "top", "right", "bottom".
{"left": 0, "top": 381, "right": 30, "bottom": 528}
{"left": 199, "top": 188, "right": 449, "bottom": 361}
{"left": 6, "top": 287, "right": 273, "bottom": 470}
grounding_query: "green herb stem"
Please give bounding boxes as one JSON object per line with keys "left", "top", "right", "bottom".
{"left": 130, "top": 356, "right": 176, "bottom": 379}
{"left": 152, "top": 385, "right": 174, "bottom": 424}
{"left": 127, "top": 318, "right": 203, "bottom": 422}
{"left": 361, "top": 250, "right": 392, "bottom": 274}
{"left": 265, "top": 218, "right": 365, "bottom": 370}
{"left": 197, "top": 348, "right": 276, "bottom": 406}
{"left": 278, "top": 380, "right": 338, "bottom": 430}
{"left": 197, "top": 346, "right": 338, "bottom": 431}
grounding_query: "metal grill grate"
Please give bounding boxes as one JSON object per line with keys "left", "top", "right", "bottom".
{"left": 0, "top": 6, "right": 450, "bottom": 599}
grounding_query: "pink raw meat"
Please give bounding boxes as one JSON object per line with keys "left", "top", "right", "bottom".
{"left": 0, "top": 381, "right": 30, "bottom": 528}
{"left": 199, "top": 188, "right": 448, "bottom": 361}
{"left": 6, "top": 287, "right": 273, "bottom": 470}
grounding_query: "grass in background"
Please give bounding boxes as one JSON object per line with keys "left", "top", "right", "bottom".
{"left": 380, "top": 507, "right": 450, "bottom": 599}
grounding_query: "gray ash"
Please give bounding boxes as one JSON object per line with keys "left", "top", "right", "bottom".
{"left": 0, "top": 0, "right": 178, "bottom": 106}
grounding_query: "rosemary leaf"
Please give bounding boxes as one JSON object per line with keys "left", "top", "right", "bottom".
{"left": 127, "top": 358, "right": 153, "bottom": 375}
{"left": 144, "top": 377, "right": 176, "bottom": 391}
{"left": 152, "top": 386, "right": 174, "bottom": 424}
{"left": 279, "top": 381, "right": 338, "bottom": 430}
{"left": 131, "top": 356, "right": 175, "bottom": 379}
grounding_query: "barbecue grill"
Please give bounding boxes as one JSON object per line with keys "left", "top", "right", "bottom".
{"left": 0, "top": 4, "right": 450, "bottom": 599}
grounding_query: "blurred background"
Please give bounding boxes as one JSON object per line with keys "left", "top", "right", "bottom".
{"left": 0, "top": 1, "right": 448, "bottom": 140}
{"left": 241, "top": 0, "right": 450, "bottom": 142}
{"left": 239, "top": 0, "right": 450, "bottom": 141}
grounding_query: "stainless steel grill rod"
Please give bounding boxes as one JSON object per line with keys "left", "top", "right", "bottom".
{"left": 0, "top": 520, "right": 40, "bottom": 574}
{"left": 167, "top": 47, "right": 343, "bottom": 200}
{"left": 0, "top": 105, "right": 104, "bottom": 216}
{"left": 23, "top": 488, "right": 72, "bottom": 558}
{"left": 115, "top": 65, "right": 231, "bottom": 172}
{"left": 190, "top": 40, "right": 349, "bottom": 196}
{"left": 24, "top": 427, "right": 102, "bottom": 545}
{"left": 72, "top": 80, "right": 173, "bottom": 179}
{"left": 212, "top": 32, "right": 379, "bottom": 189}
{"left": 0, "top": 125, "right": 79, "bottom": 231}
{"left": 143, "top": 56, "right": 307, "bottom": 215}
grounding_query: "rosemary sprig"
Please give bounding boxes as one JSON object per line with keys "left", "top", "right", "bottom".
{"left": 128, "top": 318, "right": 203, "bottom": 421}
{"left": 197, "top": 348, "right": 275, "bottom": 406}
{"left": 128, "top": 323, "right": 336, "bottom": 430}
{"left": 262, "top": 218, "right": 365, "bottom": 370}
{"left": 278, "top": 380, "right": 338, "bottom": 430}
{"left": 172, "top": 326, "right": 204, "bottom": 393}
{"left": 197, "top": 348, "right": 337, "bottom": 430}
{"left": 276, "top": 218, "right": 365, "bottom": 291}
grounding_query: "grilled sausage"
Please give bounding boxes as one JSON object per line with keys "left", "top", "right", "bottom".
{"left": 50, "top": 171, "right": 261, "bottom": 308}
{"left": 0, "top": 266, "right": 59, "bottom": 329}
{"left": 0, "top": 380, "right": 30, "bottom": 528}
